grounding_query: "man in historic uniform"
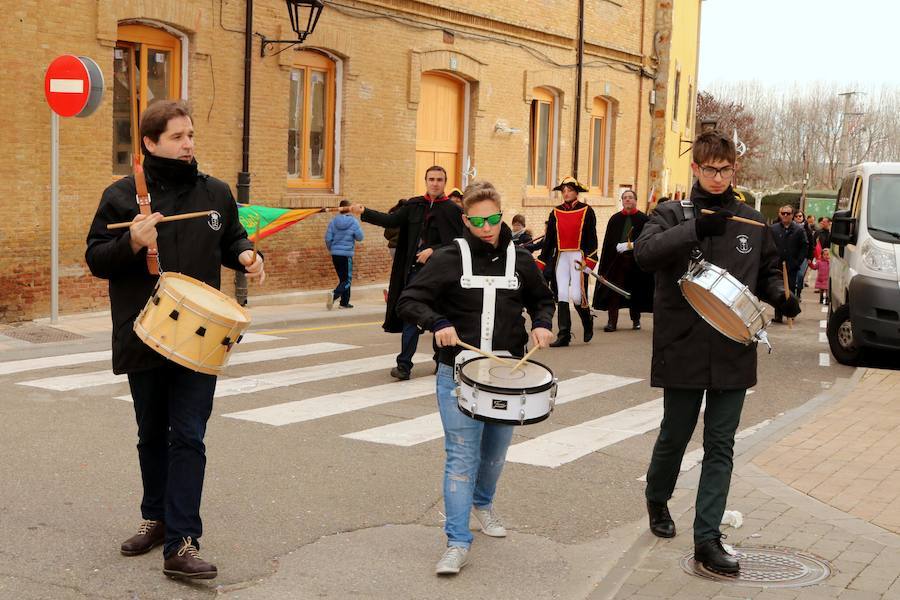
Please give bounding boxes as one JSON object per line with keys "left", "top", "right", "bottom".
{"left": 536, "top": 176, "right": 598, "bottom": 346}
{"left": 593, "top": 189, "right": 654, "bottom": 331}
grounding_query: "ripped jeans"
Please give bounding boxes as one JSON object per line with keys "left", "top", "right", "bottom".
{"left": 436, "top": 363, "right": 515, "bottom": 548}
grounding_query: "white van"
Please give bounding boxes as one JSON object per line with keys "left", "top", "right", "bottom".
{"left": 827, "top": 162, "right": 900, "bottom": 365}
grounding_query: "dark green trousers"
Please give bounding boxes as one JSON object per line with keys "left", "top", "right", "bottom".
{"left": 645, "top": 388, "right": 746, "bottom": 544}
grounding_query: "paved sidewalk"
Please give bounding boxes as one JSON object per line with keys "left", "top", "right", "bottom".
{"left": 591, "top": 368, "right": 900, "bottom": 600}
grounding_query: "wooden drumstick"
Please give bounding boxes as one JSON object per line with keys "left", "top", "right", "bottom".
{"left": 251, "top": 220, "right": 260, "bottom": 265}
{"left": 700, "top": 209, "right": 765, "bottom": 228}
{"left": 782, "top": 261, "right": 794, "bottom": 329}
{"left": 107, "top": 210, "right": 213, "bottom": 230}
{"left": 510, "top": 345, "right": 540, "bottom": 374}
{"left": 456, "top": 340, "right": 513, "bottom": 365}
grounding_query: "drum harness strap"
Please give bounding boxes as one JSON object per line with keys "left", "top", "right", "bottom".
{"left": 133, "top": 159, "right": 162, "bottom": 276}
{"left": 455, "top": 238, "right": 519, "bottom": 354}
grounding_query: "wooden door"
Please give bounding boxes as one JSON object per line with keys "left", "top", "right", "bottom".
{"left": 415, "top": 73, "right": 463, "bottom": 195}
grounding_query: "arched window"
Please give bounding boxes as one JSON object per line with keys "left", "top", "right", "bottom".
{"left": 526, "top": 87, "right": 556, "bottom": 192}
{"left": 113, "top": 24, "right": 182, "bottom": 175}
{"left": 288, "top": 51, "right": 336, "bottom": 190}
{"left": 589, "top": 97, "right": 610, "bottom": 196}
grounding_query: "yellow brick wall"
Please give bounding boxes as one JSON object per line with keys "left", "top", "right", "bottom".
{"left": 0, "top": 0, "right": 667, "bottom": 321}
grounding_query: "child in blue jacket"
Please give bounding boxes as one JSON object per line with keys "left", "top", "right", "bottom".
{"left": 325, "top": 200, "right": 364, "bottom": 308}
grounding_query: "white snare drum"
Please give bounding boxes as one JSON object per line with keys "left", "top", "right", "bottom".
{"left": 679, "top": 260, "right": 768, "bottom": 346}
{"left": 134, "top": 272, "right": 251, "bottom": 375}
{"left": 454, "top": 356, "right": 558, "bottom": 425}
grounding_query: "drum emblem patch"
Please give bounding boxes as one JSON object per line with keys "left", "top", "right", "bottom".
{"left": 492, "top": 399, "right": 508, "bottom": 410}
{"left": 208, "top": 211, "right": 222, "bottom": 231}
{"left": 735, "top": 234, "right": 752, "bottom": 254}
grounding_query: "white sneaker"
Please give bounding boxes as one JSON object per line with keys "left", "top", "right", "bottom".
{"left": 435, "top": 546, "right": 469, "bottom": 575}
{"left": 326, "top": 293, "right": 334, "bottom": 311}
{"left": 472, "top": 506, "right": 507, "bottom": 537}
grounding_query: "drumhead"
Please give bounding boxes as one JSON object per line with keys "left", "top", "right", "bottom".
{"left": 680, "top": 280, "right": 752, "bottom": 343}
{"left": 459, "top": 357, "right": 554, "bottom": 393}
{"left": 164, "top": 274, "right": 250, "bottom": 322}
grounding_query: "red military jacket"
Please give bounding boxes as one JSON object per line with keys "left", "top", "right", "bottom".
{"left": 536, "top": 200, "right": 599, "bottom": 272}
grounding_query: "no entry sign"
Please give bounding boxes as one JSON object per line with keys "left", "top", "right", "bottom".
{"left": 44, "top": 55, "right": 104, "bottom": 117}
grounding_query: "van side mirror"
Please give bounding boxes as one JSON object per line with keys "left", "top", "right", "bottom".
{"left": 831, "top": 210, "right": 857, "bottom": 246}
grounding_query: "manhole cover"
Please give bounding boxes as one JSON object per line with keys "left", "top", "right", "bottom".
{"left": 680, "top": 546, "right": 831, "bottom": 588}
{"left": 1, "top": 325, "right": 85, "bottom": 344}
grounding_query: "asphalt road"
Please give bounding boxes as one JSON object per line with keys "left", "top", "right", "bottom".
{"left": 0, "top": 294, "right": 857, "bottom": 599}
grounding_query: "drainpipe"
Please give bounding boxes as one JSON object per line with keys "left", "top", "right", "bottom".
{"left": 572, "top": 0, "right": 585, "bottom": 179}
{"left": 235, "top": 0, "right": 254, "bottom": 305}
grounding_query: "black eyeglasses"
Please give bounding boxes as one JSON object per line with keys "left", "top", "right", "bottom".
{"left": 466, "top": 213, "right": 502, "bottom": 228}
{"left": 779, "top": 211, "right": 793, "bottom": 216}
{"left": 699, "top": 165, "right": 735, "bottom": 179}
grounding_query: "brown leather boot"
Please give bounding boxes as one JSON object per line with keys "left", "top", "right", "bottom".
{"left": 120, "top": 520, "right": 165, "bottom": 556}
{"left": 163, "top": 537, "right": 217, "bottom": 580}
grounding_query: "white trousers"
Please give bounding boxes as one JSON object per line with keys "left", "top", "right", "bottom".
{"left": 555, "top": 251, "right": 583, "bottom": 304}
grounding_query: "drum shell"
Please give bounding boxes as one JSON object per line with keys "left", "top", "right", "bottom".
{"left": 454, "top": 357, "right": 557, "bottom": 425}
{"left": 679, "top": 261, "right": 767, "bottom": 345}
{"left": 134, "top": 273, "right": 251, "bottom": 375}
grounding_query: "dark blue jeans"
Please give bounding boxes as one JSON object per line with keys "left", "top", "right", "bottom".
{"left": 127, "top": 362, "right": 216, "bottom": 557}
{"left": 396, "top": 268, "right": 420, "bottom": 372}
{"left": 645, "top": 388, "right": 745, "bottom": 544}
{"left": 331, "top": 255, "right": 353, "bottom": 306}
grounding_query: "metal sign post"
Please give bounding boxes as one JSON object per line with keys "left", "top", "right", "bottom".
{"left": 44, "top": 55, "right": 104, "bottom": 323}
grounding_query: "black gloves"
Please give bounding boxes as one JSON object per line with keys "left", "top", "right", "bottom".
{"left": 695, "top": 209, "right": 734, "bottom": 239}
{"left": 777, "top": 294, "right": 802, "bottom": 318}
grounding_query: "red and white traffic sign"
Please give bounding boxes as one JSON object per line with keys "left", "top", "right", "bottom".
{"left": 44, "top": 55, "right": 104, "bottom": 117}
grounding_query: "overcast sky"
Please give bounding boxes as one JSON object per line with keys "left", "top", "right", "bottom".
{"left": 698, "top": 0, "right": 900, "bottom": 90}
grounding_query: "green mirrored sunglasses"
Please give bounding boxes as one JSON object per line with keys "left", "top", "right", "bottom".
{"left": 466, "top": 213, "right": 503, "bottom": 228}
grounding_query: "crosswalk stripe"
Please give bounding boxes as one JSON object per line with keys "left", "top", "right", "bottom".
{"left": 223, "top": 376, "right": 436, "bottom": 426}
{"left": 115, "top": 353, "right": 431, "bottom": 402}
{"left": 0, "top": 351, "right": 111, "bottom": 377}
{"left": 18, "top": 342, "right": 357, "bottom": 391}
{"left": 341, "top": 373, "right": 642, "bottom": 447}
{"left": 0, "top": 332, "right": 282, "bottom": 378}
{"left": 506, "top": 398, "right": 663, "bottom": 468}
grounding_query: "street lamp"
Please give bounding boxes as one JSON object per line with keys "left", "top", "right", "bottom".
{"left": 259, "top": 0, "right": 325, "bottom": 57}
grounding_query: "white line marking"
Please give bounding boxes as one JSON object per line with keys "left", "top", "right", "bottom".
{"left": 240, "top": 333, "right": 285, "bottom": 343}
{"left": 18, "top": 343, "right": 357, "bottom": 391}
{"left": 638, "top": 416, "right": 769, "bottom": 481}
{"left": 49, "top": 79, "right": 84, "bottom": 93}
{"left": 819, "top": 320, "right": 827, "bottom": 328}
{"left": 819, "top": 332, "right": 827, "bottom": 343}
{"left": 506, "top": 398, "right": 664, "bottom": 467}
{"left": 223, "top": 376, "right": 436, "bottom": 426}
{"left": 341, "top": 373, "right": 642, "bottom": 447}
{"left": 116, "top": 353, "right": 430, "bottom": 402}
{"left": 821, "top": 306, "right": 828, "bottom": 314}
{"left": 0, "top": 351, "right": 111, "bottom": 376}
{"left": 819, "top": 352, "right": 831, "bottom": 367}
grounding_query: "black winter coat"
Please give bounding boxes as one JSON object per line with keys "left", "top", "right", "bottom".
{"left": 634, "top": 184, "right": 785, "bottom": 390}
{"left": 593, "top": 210, "right": 654, "bottom": 313}
{"left": 769, "top": 221, "right": 808, "bottom": 272}
{"left": 85, "top": 169, "right": 252, "bottom": 374}
{"left": 362, "top": 196, "right": 464, "bottom": 332}
{"left": 396, "top": 224, "right": 556, "bottom": 365}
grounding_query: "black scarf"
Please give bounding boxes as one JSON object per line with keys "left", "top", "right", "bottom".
{"left": 689, "top": 181, "right": 736, "bottom": 208}
{"left": 463, "top": 222, "right": 513, "bottom": 256}
{"left": 143, "top": 154, "right": 199, "bottom": 189}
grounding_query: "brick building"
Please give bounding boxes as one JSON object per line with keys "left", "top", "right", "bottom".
{"left": 0, "top": 0, "right": 699, "bottom": 322}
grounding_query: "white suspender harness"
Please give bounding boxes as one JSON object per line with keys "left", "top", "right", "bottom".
{"left": 455, "top": 238, "right": 519, "bottom": 354}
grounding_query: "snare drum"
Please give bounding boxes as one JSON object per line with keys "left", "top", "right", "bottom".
{"left": 679, "top": 260, "right": 767, "bottom": 345}
{"left": 454, "top": 356, "right": 557, "bottom": 425}
{"left": 134, "top": 272, "right": 251, "bottom": 375}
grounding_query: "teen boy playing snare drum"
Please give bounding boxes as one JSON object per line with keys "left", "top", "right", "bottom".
{"left": 633, "top": 130, "right": 800, "bottom": 574}
{"left": 396, "top": 181, "right": 555, "bottom": 575}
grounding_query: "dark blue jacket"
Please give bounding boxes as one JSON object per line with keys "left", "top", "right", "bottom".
{"left": 325, "top": 214, "right": 364, "bottom": 257}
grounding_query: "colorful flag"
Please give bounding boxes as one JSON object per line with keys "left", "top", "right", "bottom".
{"left": 237, "top": 204, "right": 323, "bottom": 242}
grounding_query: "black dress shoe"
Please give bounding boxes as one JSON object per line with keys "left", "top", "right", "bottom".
{"left": 121, "top": 520, "right": 165, "bottom": 556}
{"left": 646, "top": 501, "right": 675, "bottom": 538}
{"left": 390, "top": 367, "right": 411, "bottom": 380}
{"left": 549, "top": 335, "right": 570, "bottom": 347}
{"left": 603, "top": 324, "right": 616, "bottom": 332}
{"left": 694, "top": 537, "right": 740, "bottom": 574}
{"left": 632, "top": 321, "right": 641, "bottom": 330}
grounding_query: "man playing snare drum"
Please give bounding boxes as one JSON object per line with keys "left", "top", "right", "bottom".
{"left": 86, "top": 100, "right": 264, "bottom": 580}
{"left": 397, "top": 181, "right": 555, "bottom": 575}
{"left": 633, "top": 130, "right": 800, "bottom": 574}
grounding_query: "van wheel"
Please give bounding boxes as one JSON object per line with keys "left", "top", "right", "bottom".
{"left": 827, "top": 303, "right": 860, "bottom": 365}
